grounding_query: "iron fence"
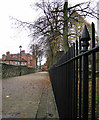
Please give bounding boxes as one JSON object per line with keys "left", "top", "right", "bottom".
{"left": 49, "top": 22, "right": 99, "bottom": 119}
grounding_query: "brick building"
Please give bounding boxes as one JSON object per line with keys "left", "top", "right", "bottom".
{"left": 2, "top": 50, "right": 35, "bottom": 68}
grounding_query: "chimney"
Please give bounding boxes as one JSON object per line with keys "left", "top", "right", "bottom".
{"left": 21, "top": 50, "right": 25, "bottom": 55}
{"left": 6, "top": 51, "right": 10, "bottom": 58}
{"left": 2, "top": 54, "right": 6, "bottom": 60}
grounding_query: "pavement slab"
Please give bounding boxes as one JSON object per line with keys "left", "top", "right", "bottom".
{"left": 2, "top": 72, "right": 59, "bottom": 119}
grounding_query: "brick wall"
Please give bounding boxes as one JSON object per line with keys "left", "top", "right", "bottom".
{"left": 1, "top": 63, "right": 35, "bottom": 79}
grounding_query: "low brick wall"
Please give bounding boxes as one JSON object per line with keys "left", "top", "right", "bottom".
{"left": 1, "top": 63, "right": 35, "bottom": 79}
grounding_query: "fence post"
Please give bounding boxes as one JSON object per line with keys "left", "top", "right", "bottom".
{"left": 79, "top": 36, "right": 82, "bottom": 120}
{"left": 91, "top": 22, "right": 96, "bottom": 120}
{"left": 73, "top": 43, "right": 76, "bottom": 119}
{"left": 80, "top": 25, "right": 90, "bottom": 119}
{"left": 75, "top": 40, "right": 78, "bottom": 118}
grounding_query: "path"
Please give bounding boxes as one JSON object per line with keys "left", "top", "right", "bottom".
{"left": 2, "top": 72, "right": 59, "bottom": 119}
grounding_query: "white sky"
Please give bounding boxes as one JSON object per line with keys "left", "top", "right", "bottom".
{"left": 0, "top": 0, "right": 39, "bottom": 58}
{"left": 0, "top": 0, "right": 98, "bottom": 59}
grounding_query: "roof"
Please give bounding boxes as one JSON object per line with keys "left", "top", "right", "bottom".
{"left": 25, "top": 53, "right": 32, "bottom": 56}
{"left": 5, "top": 57, "right": 27, "bottom": 62}
{"left": 11, "top": 53, "right": 32, "bottom": 56}
{"left": 10, "top": 53, "right": 20, "bottom": 56}
{"left": 5, "top": 57, "right": 19, "bottom": 61}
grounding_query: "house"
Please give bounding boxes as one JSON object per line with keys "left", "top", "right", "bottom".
{"left": 2, "top": 50, "right": 35, "bottom": 68}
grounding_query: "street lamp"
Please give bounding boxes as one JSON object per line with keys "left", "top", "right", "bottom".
{"left": 19, "top": 45, "right": 22, "bottom": 76}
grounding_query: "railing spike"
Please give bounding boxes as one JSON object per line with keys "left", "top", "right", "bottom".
{"left": 81, "top": 25, "right": 90, "bottom": 41}
{"left": 80, "top": 25, "right": 90, "bottom": 52}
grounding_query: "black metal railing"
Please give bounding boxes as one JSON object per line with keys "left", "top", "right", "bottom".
{"left": 49, "top": 22, "right": 99, "bottom": 119}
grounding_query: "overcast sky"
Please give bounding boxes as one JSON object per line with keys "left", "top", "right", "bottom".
{"left": 0, "top": 0, "right": 98, "bottom": 60}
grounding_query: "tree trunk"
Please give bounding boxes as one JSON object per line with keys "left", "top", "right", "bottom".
{"left": 63, "top": 2, "right": 69, "bottom": 52}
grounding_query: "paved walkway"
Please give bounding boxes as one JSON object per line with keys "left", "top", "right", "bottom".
{"left": 2, "top": 72, "right": 59, "bottom": 119}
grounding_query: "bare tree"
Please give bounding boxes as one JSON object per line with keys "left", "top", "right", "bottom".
{"left": 30, "top": 43, "right": 44, "bottom": 69}
{"left": 10, "top": 0, "right": 99, "bottom": 66}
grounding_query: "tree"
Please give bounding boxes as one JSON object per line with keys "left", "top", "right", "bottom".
{"left": 33, "top": 1, "right": 98, "bottom": 47}
{"left": 30, "top": 43, "right": 44, "bottom": 69}
{"left": 63, "top": 1, "right": 69, "bottom": 52}
{"left": 10, "top": 0, "right": 99, "bottom": 67}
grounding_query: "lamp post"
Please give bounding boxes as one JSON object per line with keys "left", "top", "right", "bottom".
{"left": 19, "top": 45, "right": 22, "bottom": 76}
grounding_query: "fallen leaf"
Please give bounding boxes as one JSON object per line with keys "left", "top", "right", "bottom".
{"left": 6, "top": 96, "right": 10, "bottom": 98}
